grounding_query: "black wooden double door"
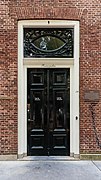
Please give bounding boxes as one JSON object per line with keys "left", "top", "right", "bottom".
{"left": 27, "top": 68, "right": 70, "bottom": 156}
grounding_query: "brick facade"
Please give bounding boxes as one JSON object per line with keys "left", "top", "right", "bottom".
{"left": 0, "top": 0, "right": 101, "bottom": 157}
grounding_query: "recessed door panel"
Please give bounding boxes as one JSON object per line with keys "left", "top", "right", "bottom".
{"left": 27, "top": 68, "right": 70, "bottom": 156}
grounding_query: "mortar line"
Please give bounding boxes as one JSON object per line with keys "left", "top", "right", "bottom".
{"left": 92, "top": 161, "right": 101, "bottom": 172}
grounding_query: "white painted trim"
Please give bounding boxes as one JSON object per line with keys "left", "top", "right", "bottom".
{"left": 23, "top": 58, "right": 74, "bottom": 66}
{"left": 18, "top": 20, "right": 79, "bottom": 157}
{"left": 18, "top": 23, "right": 24, "bottom": 155}
{"left": 73, "top": 22, "right": 80, "bottom": 155}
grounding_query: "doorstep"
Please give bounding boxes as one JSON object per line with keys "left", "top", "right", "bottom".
{"left": 18, "top": 156, "right": 79, "bottom": 161}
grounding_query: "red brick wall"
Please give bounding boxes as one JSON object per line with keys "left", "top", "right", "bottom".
{"left": 0, "top": 0, "right": 101, "bottom": 155}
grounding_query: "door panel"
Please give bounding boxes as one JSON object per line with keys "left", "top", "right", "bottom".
{"left": 27, "top": 68, "right": 70, "bottom": 156}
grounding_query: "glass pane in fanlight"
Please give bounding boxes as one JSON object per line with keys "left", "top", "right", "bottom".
{"left": 34, "top": 36, "right": 65, "bottom": 51}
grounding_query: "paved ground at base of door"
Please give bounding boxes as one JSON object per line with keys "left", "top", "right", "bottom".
{"left": 0, "top": 160, "right": 101, "bottom": 180}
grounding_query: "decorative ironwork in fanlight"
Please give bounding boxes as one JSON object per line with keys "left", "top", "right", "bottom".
{"left": 24, "top": 28, "right": 74, "bottom": 58}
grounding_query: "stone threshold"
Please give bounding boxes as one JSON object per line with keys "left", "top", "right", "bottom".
{"left": 0, "top": 155, "right": 17, "bottom": 161}
{"left": 80, "top": 154, "right": 101, "bottom": 160}
{"left": 18, "top": 156, "right": 79, "bottom": 161}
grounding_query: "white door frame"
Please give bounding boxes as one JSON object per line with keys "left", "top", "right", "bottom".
{"left": 18, "top": 20, "right": 80, "bottom": 158}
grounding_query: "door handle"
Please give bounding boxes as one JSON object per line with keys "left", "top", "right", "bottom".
{"left": 28, "top": 119, "right": 33, "bottom": 122}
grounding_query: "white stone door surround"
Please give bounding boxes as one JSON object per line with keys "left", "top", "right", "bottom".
{"left": 18, "top": 20, "right": 80, "bottom": 158}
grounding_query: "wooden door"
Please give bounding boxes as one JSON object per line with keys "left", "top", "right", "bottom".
{"left": 27, "top": 68, "right": 70, "bottom": 156}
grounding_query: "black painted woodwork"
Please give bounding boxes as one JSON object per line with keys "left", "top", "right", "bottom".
{"left": 27, "top": 68, "right": 70, "bottom": 156}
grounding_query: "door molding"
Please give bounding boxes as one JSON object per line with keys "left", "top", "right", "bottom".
{"left": 18, "top": 20, "right": 80, "bottom": 158}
